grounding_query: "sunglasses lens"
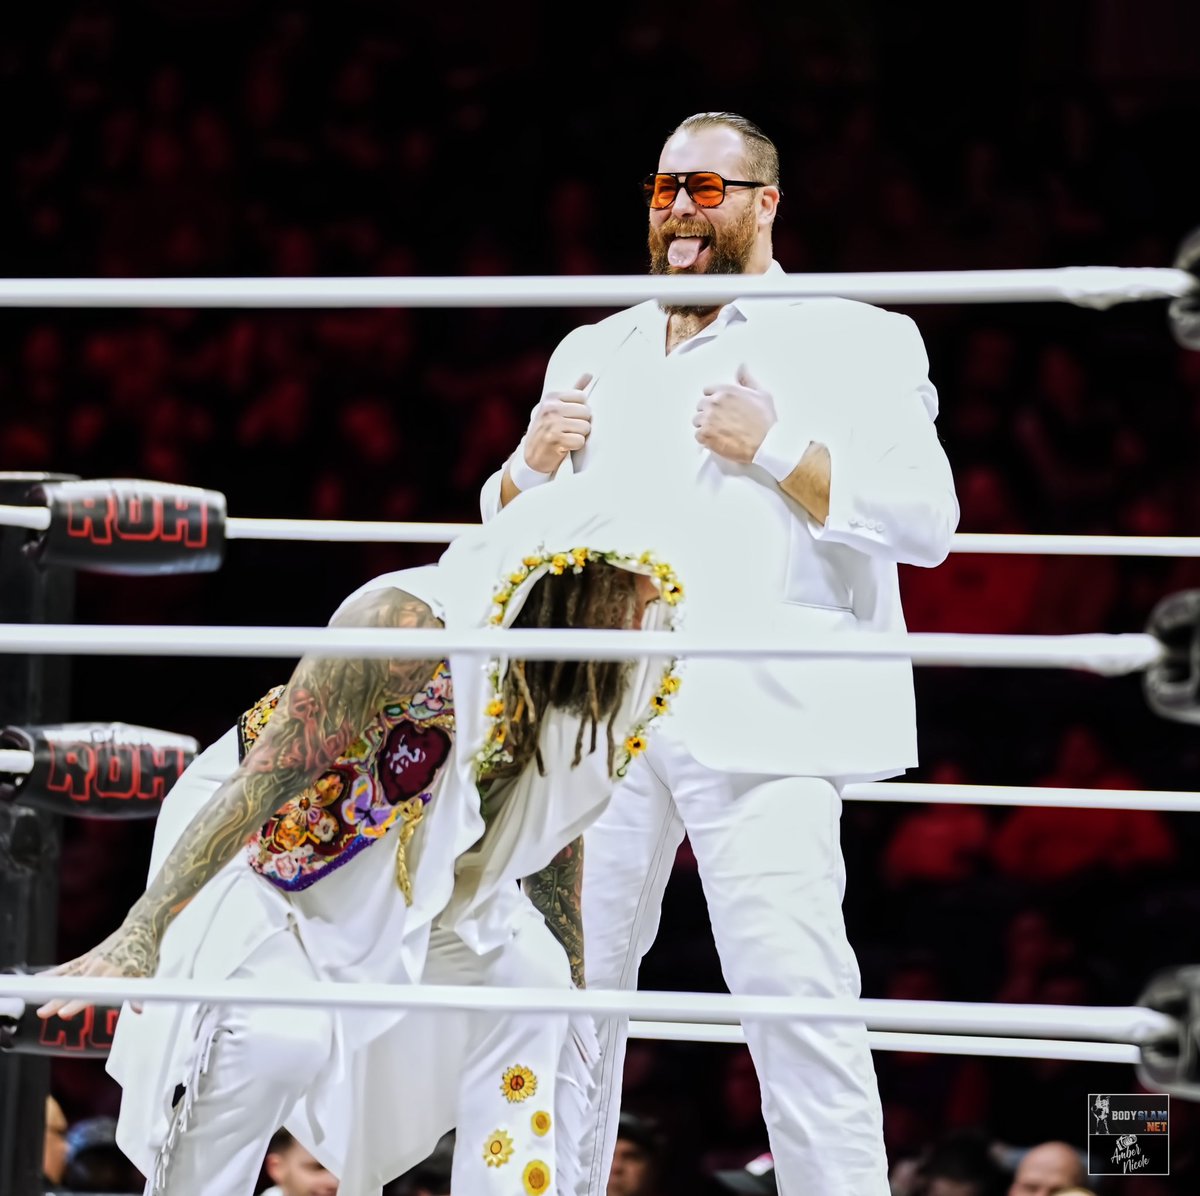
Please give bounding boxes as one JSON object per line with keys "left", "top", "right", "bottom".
{"left": 688, "top": 172, "right": 726, "bottom": 206}
{"left": 645, "top": 175, "right": 678, "bottom": 209}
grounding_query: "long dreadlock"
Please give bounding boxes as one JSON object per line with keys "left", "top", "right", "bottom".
{"left": 498, "top": 562, "right": 641, "bottom": 779}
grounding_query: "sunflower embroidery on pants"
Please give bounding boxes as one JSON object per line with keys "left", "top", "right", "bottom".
{"left": 500, "top": 1064, "right": 537, "bottom": 1102}
{"left": 483, "top": 1130, "right": 514, "bottom": 1168}
{"left": 523, "top": 1159, "right": 552, "bottom": 1194}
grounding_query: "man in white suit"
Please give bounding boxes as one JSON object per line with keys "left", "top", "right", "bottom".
{"left": 480, "top": 111, "right": 960, "bottom": 1196}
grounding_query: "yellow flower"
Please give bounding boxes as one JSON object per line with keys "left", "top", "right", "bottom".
{"left": 493, "top": 588, "right": 512, "bottom": 606}
{"left": 663, "top": 582, "right": 683, "bottom": 604}
{"left": 625, "top": 734, "right": 647, "bottom": 756}
{"left": 490, "top": 609, "right": 505, "bottom": 625}
{"left": 486, "top": 698, "right": 505, "bottom": 718}
{"left": 531, "top": 1110, "right": 552, "bottom": 1137}
{"left": 523, "top": 1160, "right": 551, "bottom": 1194}
{"left": 550, "top": 554, "right": 569, "bottom": 575}
{"left": 638, "top": 550, "right": 653, "bottom": 565}
{"left": 651, "top": 694, "right": 668, "bottom": 713}
{"left": 661, "top": 674, "right": 681, "bottom": 694}
{"left": 653, "top": 562, "right": 672, "bottom": 578}
{"left": 510, "top": 569, "right": 529, "bottom": 585}
{"left": 342, "top": 736, "right": 370, "bottom": 760}
{"left": 571, "top": 547, "right": 589, "bottom": 566}
{"left": 483, "top": 1130, "right": 514, "bottom": 1168}
{"left": 523, "top": 555, "right": 544, "bottom": 568}
{"left": 500, "top": 1064, "right": 538, "bottom": 1102}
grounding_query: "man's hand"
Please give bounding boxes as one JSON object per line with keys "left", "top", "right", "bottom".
{"left": 693, "top": 363, "right": 777, "bottom": 463}
{"left": 37, "top": 917, "right": 159, "bottom": 1020}
{"left": 520, "top": 373, "right": 593, "bottom": 474}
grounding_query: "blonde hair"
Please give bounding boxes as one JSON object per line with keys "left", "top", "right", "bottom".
{"left": 669, "top": 111, "right": 780, "bottom": 187}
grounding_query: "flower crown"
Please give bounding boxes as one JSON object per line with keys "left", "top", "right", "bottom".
{"left": 476, "top": 546, "right": 683, "bottom": 780}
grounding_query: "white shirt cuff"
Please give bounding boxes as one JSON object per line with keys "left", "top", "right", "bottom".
{"left": 752, "top": 423, "right": 811, "bottom": 483}
{"left": 506, "top": 444, "right": 554, "bottom": 492}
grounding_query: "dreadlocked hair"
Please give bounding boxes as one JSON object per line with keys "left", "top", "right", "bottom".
{"left": 498, "top": 561, "right": 641, "bottom": 779}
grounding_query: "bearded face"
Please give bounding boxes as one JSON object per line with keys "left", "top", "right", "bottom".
{"left": 647, "top": 197, "right": 759, "bottom": 316}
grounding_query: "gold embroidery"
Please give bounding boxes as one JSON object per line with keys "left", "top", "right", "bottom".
{"left": 393, "top": 796, "right": 428, "bottom": 905}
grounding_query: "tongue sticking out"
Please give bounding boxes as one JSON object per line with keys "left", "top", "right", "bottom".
{"left": 667, "top": 237, "right": 704, "bottom": 268}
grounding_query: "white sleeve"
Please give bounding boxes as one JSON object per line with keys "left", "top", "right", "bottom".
{"left": 808, "top": 312, "right": 959, "bottom": 567}
{"left": 147, "top": 726, "right": 241, "bottom": 881}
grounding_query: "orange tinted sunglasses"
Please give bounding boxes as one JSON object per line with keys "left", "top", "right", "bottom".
{"left": 641, "top": 171, "right": 767, "bottom": 209}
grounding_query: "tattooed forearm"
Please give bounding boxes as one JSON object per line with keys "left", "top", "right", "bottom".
{"left": 122, "top": 588, "right": 443, "bottom": 958}
{"left": 523, "top": 836, "right": 585, "bottom": 989}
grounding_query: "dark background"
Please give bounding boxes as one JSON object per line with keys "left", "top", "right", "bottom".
{"left": 3, "top": 0, "right": 1200, "bottom": 1192}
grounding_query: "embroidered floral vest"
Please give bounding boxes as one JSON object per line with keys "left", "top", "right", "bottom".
{"left": 238, "top": 661, "right": 455, "bottom": 900}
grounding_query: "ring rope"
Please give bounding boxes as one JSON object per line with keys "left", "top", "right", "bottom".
{"left": 0, "top": 750, "right": 33, "bottom": 775}
{"left": 627, "top": 1022, "right": 1139, "bottom": 1063}
{"left": 0, "top": 976, "right": 1172, "bottom": 1043}
{"left": 0, "top": 992, "right": 1136, "bottom": 1063}
{"left": 0, "top": 623, "right": 1163, "bottom": 674}
{"left": 842, "top": 782, "right": 1200, "bottom": 811}
{"left": 1, "top": 741, "right": 1192, "bottom": 812}
{"left": 0, "top": 268, "right": 1190, "bottom": 309}
{"left": 6, "top": 502, "right": 1200, "bottom": 558}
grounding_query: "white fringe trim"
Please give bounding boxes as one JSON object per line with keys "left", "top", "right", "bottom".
{"left": 555, "top": 1013, "right": 600, "bottom": 1196}
{"left": 145, "top": 1007, "right": 228, "bottom": 1196}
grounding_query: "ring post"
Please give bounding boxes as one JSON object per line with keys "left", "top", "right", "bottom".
{"left": 0, "top": 472, "right": 78, "bottom": 1196}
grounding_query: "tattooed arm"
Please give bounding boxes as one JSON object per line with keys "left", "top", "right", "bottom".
{"left": 38, "top": 587, "right": 442, "bottom": 1019}
{"left": 522, "top": 836, "right": 585, "bottom": 989}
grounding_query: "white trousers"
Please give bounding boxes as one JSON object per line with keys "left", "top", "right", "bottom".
{"left": 148, "top": 914, "right": 574, "bottom": 1196}
{"left": 578, "top": 733, "right": 890, "bottom": 1196}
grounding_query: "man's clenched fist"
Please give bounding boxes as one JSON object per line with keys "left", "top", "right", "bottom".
{"left": 520, "top": 373, "right": 594, "bottom": 473}
{"left": 693, "top": 363, "right": 777, "bottom": 463}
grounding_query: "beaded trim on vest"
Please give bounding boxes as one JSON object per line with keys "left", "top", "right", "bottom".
{"left": 239, "top": 661, "right": 454, "bottom": 900}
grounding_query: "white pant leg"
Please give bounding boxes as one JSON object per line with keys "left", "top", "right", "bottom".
{"left": 662, "top": 749, "right": 889, "bottom": 1196}
{"left": 578, "top": 746, "right": 684, "bottom": 1196}
{"left": 424, "top": 903, "right": 573, "bottom": 1195}
{"left": 150, "top": 928, "right": 334, "bottom": 1196}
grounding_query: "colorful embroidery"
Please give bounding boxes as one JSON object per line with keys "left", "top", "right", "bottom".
{"left": 500, "top": 1064, "right": 537, "bottom": 1103}
{"left": 523, "top": 1160, "right": 551, "bottom": 1194}
{"left": 240, "top": 663, "right": 455, "bottom": 896}
{"left": 482, "top": 1130, "right": 514, "bottom": 1168}
{"left": 476, "top": 548, "right": 684, "bottom": 780}
{"left": 531, "top": 1110, "right": 552, "bottom": 1137}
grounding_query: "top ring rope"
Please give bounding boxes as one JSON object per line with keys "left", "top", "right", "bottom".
{"left": 4, "top": 502, "right": 1200, "bottom": 557}
{"left": 0, "top": 267, "right": 1192, "bottom": 310}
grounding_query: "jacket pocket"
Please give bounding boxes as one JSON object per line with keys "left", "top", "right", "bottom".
{"left": 783, "top": 518, "right": 855, "bottom": 612}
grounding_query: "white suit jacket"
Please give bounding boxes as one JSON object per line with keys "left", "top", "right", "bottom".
{"left": 481, "top": 272, "right": 959, "bottom": 781}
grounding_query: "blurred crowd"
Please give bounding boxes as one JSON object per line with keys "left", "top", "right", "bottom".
{"left": 5, "top": 1, "right": 1200, "bottom": 1193}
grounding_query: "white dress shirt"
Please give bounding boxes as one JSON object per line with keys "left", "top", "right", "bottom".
{"left": 481, "top": 263, "right": 960, "bottom": 781}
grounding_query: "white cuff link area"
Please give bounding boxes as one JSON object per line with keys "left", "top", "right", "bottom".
{"left": 752, "top": 422, "right": 812, "bottom": 483}
{"left": 506, "top": 446, "right": 554, "bottom": 493}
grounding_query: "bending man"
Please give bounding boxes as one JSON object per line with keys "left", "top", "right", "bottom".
{"left": 40, "top": 475, "right": 684, "bottom": 1196}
